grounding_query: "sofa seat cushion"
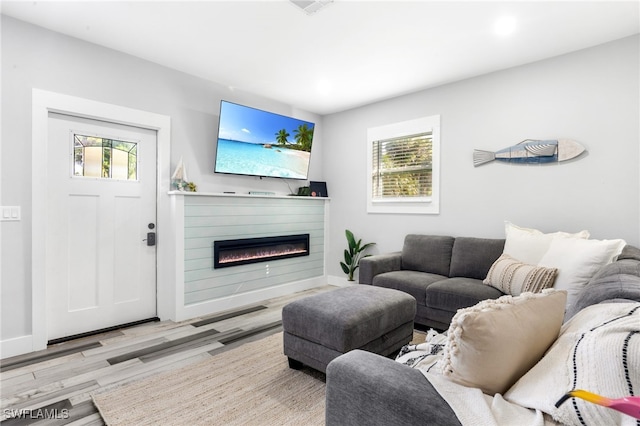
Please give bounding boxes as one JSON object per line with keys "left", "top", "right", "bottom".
{"left": 373, "top": 270, "right": 446, "bottom": 305}
{"left": 426, "top": 277, "right": 505, "bottom": 312}
{"left": 401, "top": 235, "right": 455, "bottom": 276}
{"left": 419, "top": 306, "right": 457, "bottom": 330}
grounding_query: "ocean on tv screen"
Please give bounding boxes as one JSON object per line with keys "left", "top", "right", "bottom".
{"left": 215, "top": 139, "right": 310, "bottom": 179}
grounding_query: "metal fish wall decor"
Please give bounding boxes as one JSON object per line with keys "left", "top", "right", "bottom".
{"left": 473, "top": 139, "right": 586, "bottom": 167}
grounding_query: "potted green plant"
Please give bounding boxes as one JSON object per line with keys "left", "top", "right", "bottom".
{"left": 340, "top": 229, "right": 376, "bottom": 281}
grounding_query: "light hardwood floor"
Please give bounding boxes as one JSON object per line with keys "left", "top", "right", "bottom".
{"left": 1, "top": 285, "right": 336, "bottom": 425}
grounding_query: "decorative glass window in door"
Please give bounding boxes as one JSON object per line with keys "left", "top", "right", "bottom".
{"left": 73, "top": 134, "right": 138, "bottom": 180}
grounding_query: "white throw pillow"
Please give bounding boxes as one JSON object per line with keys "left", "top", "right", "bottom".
{"left": 503, "top": 221, "right": 590, "bottom": 265}
{"left": 538, "top": 237, "right": 626, "bottom": 310}
{"left": 441, "top": 289, "right": 567, "bottom": 395}
{"left": 484, "top": 253, "right": 558, "bottom": 295}
{"left": 504, "top": 302, "right": 640, "bottom": 426}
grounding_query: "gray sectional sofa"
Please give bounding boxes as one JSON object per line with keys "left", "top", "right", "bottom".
{"left": 327, "top": 245, "right": 640, "bottom": 426}
{"left": 359, "top": 234, "right": 506, "bottom": 329}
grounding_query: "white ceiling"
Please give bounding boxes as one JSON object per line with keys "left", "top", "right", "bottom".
{"left": 2, "top": 1, "right": 639, "bottom": 115}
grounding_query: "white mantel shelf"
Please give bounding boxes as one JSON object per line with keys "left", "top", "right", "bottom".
{"left": 168, "top": 190, "right": 330, "bottom": 201}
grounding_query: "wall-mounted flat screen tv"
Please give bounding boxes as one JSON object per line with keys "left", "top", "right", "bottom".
{"left": 214, "top": 100, "right": 315, "bottom": 180}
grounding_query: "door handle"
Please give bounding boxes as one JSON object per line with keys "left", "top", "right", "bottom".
{"left": 144, "top": 232, "right": 156, "bottom": 246}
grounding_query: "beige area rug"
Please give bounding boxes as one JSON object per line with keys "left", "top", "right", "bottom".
{"left": 93, "top": 331, "right": 426, "bottom": 425}
{"left": 92, "top": 332, "right": 325, "bottom": 425}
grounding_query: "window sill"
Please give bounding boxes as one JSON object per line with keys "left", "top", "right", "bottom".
{"left": 367, "top": 200, "right": 439, "bottom": 215}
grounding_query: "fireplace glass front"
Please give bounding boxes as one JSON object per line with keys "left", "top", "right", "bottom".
{"left": 213, "top": 234, "right": 310, "bottom": 268}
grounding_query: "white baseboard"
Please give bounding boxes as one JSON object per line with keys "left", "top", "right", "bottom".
{"left": 174, "top": 276, "right": 328, "bottom": 322}
{"left": 0, "top": 335, "right": 33, "bottom": 359}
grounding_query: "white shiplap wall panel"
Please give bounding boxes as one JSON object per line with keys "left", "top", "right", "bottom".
{"left": 183, "top": 195, "right": 325, "bottom": 306}
{"left": 184, "top": 261, "right": 324, "bottom": 305}
{"left": 185, "top": 254, "right": 323, "bottom": 284}
{"left": 184, "top": 213, "right": 325, "bottom": 228}
{"left": 183, "top": 223, "right": 323, "bottom": 240}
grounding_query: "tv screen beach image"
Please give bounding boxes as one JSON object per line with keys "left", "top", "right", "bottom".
{"left": 215, "top": 101, "right": 314, "bottom": 179}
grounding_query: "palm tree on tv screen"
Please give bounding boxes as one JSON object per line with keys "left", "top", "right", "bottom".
{"left": 294, "top": 124, "right": 314, "bottom": 152}
{"left": 275, "top": 129, "right": 290, "bottom": 146}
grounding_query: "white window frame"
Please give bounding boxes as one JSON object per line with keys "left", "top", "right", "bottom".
{"left": 366, "top": 115, "right": 440, "bottom": 214}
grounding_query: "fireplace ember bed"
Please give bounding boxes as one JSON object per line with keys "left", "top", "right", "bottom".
{"left": 214, "top": 234, "right": 310, "bottom": 269}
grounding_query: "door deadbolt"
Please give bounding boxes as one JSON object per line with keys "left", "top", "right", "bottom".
{"left": 144, "top": 232, "right": 156, "bottom": 246}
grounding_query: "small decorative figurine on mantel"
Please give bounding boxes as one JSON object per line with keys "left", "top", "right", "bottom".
{"left": 171, "top": 157, "right": 197, "bottom": 192}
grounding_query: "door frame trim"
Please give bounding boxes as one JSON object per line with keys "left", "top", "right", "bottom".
{"left": 32, "top": 89, "right": 172, "bottom": 352}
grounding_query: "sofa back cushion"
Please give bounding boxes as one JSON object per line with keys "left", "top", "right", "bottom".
{"left": 401, "top": 235, "right": 454, "bottom": 276}
{"left": 618, "top": 244, "right": 640, "bottom": 261}
{"left": 449, "top": 237, "right": 505, "bottom": 279}
{"left": 564, "top": 257, "right": 640, "bottom": 320}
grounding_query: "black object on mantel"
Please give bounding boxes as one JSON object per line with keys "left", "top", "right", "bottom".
{"left": 310, "top": 181, "right": 328, "bottom": 197}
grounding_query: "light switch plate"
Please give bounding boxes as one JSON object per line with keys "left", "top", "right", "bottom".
{"left": 1, "top": 206, "right": 21, "bottom": 221}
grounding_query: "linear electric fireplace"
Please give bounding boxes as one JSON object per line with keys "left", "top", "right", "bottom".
{"left": 214, "top": 234, "right": 310, "bottom": 269}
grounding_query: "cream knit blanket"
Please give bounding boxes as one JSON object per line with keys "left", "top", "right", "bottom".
{"left": 397, "top": 302, "right": 640, "bottom": 426}
{"left": 396, "top": 331, "right": 559, "bottom": 426}
{"left": 425, "top": 373, "right": 559, "bottom": 426}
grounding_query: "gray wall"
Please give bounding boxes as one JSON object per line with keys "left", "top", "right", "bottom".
{"left": 323, "top": 35, "right": 640, "bottom": 279}
{"left": 0, "top": 16, "right": 322, "bottom": 342}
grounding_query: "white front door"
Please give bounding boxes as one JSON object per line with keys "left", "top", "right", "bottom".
{"left": 46, "top": 112, "right": 157, "bottom": 341}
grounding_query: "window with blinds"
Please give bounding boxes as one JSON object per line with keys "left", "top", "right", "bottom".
{"left": 366, "top": 115, "right": 440, "bottom": 214}
{"left": 371, "top": 132, "right": 432, "bottom": 199}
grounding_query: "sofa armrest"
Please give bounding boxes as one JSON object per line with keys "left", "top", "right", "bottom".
{"left": 325, "top": 350, "right": 461, "bottom": 426}
{"left": 358, "top": 252, "right": 402, "bottom": 284}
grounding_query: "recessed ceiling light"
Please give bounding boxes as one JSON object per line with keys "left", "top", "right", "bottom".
{"left": 315, "top": 78, "right": 332, "bottom": 96}
{"left": 494, "top": 16, "right": 517, "bottom": 36}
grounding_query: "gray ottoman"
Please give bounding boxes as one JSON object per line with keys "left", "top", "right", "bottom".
{"left": 282, "top": 286, "right": 416, "bottom": 373}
